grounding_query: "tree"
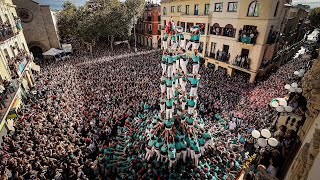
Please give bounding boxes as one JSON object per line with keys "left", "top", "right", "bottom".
{"left": 309, "top": 7, "right": 320, "bottom": 28}
{"left": 57, "top": 1, "right": 78, "bottom": 40}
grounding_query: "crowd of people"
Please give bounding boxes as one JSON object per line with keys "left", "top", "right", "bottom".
{"left": 0, "top": 25, "right": 316, "bottom": 179}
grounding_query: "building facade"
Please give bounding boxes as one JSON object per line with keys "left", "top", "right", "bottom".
{"left": 136, "top": 2, "right": 161, "bottom": 49}
{"left": 12, "top": 0, "right": 60, "bottom": 59}
{"left": 284, "top": 50, "right": 320, "bottom": 180}
{"left": 0, "top": 0, "right": 37, "bottom": 145}
{"left": 161, "top": 0, "right": 293, "bottom": 82}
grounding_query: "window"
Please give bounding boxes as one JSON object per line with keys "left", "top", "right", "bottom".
{"left": 274, "top": 1, "right": 279, "bottom": 17}
{"left": 171, "top": 6, "right": 176, "bottom": 13}
{"left": 248, "top": 1, "right": 260, "bottom": 17}
{"left": 215, "top": 3, "right": 223, "bottom": 12}
{"left": 178, "top": 5, "right": 182, "bottom": 12}
{"left": 194, "top": 4, "right": 199, "bottom": 15}
{"left": 228, "top": 2, "right": 238, "bottom": 12}
{"left": 163, "top": 7, "right": 167, "bottom": 15}
{"left": 204, "top": 4, "right": 210, "bottom": 15}
{"left": 186, "top": 5, "right": 190, "bottom": 15}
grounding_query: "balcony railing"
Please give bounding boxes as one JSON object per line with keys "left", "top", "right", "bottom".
{"left": 0, "top": 79, "right": 19, "bottom": 119}
{"left": 0, "top": 24, "right": 14, "bottom": 42}
{"left": 206, "top": 50, "right": 230, "bottom": 63}
{"left": 209, "top": 27, "right": 236, "bottom": 38}
{"left": 238, "top": 29, "right": 259, "bottom": 45}
{"left": 8, "top": 50, "right": 32, "bottom": 79}
{"left": 232, "top": 56, "right": 251, "bottom": 70}
{"left": 181, "top": 12, "right": 211, "bottom": 16}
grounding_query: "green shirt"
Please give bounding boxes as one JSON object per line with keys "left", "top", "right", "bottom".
{"left": 165, "top": 78, "right": 173, "bottom": 86}
{"left": 163, "top": 34, "right": 169, "bottom": 41}
{"left": 162, "top": 55, "right": 167, "bottom": 63}
{"left": 167, "top": 56, "right": 174, "bottom": 64}
{"left": 188, "top": 77, "right": 199, "bottom": 86}
{"left": 165, "top": 99, "right": 174, "bottom": 107}
{"left": 187, "top": 99, "right": 196, "bottom": 107}
{"left": 191, "top": 54, "right": 201, "bottom": 63}
{"left": 172, "top": 55, "right": 178, "bottom": 62}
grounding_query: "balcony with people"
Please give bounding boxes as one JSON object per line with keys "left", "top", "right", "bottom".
{"left": 0, "top": 79, "right": 19, "bottom": 118}
{"left": 209, "top": 24, "right": 236, "bottom": 38}
{"left": 7, "top": 49, "right": 32, "bottom": 79}
{"left": 267, "top": 30, "right": 278, "bottom": 45}
{"left": 238, "top": 25, "right": 259, "bottom": 45}
{"left": 232, "top": 55, "right": 251, "bottom": 70}
{"left": 0, "top": 23, "right": 14, "bottom": 42}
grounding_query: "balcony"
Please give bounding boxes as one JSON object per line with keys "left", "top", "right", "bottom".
{"left": 148, "top": 30, "right": 152, "bottom": 34}
{"left": 209, "top": 25, "right": 236, "bottom": 38}
{"left": 237, "top": 26, "right": 259, "bottom": 45}
{"left": 8, "top": 50, "right": 32, "bottom": 79}
{"left": 0, "top": 24, "right": 14, "bottom": 42}
{"left": 232, "top": 55, "right": 251, "bottom": 70}
{"left": 0, "top": 79, "right": 19, "bottom": 120}
{"left": 181, "top": 12, "right": 211, "bottom": 16}
{"left": 145, "top": 16, "right": 152, "bottom": 22}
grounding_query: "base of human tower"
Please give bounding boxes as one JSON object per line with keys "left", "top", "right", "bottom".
{"left": 143, "top": 45, "right": 213, "bottom": 169}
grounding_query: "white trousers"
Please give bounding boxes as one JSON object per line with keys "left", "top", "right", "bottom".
{"left": 171, "top": 41, "right": 178, "bottom": 50}
{"left": 188, "top": 106, "right": 195, "bottom": 115}
{"left": 194, "top": 153, "right": 201, "bottom": 166}
{"left": 180, "top": 39, "right": 185, "bottom": 48}
{"left": 145, "top": 147, "right": 154, "bottom": 161}
{"left": 181, "top": 82, "right": 186, "bottom": 92}
{"left": 192, "top": 42, "right": 200, "bottom": 50}
{"left": 190, "top": 87, "right": 198, "bottom": 97}
{"left": 176, "top": 152, "right": 181, "bottom": 161}
{"left": 200, "top": 146, "right": 205, "bottom": 155}
{"left": 172, "top": 62, "right": 177, "bottom": 75}
{"left": 182, "top": 102, "right": 186, "bottom": 111}
{"left": 166, "top": 108, "right": 173, "bottom": 119}
{"left": 186, "top": 41, "right": 193, "bottom": 50}
{"left": 160, "top": 154, "right": 168, "bottom": 162}
{"left": 182, "top": 150, "right": 187, "bottom": 163}
{"left": 155, "top": 149, "right": 161, "bottom": 162}
{"left": 163, "top": 41, "right": 168, "bottom": 49}
{"left": 169, "top": 159, "right": 175, "bottom": 168}
{"left": 167, "top": 87, "right": 173, "bottom": 99}
{"left": 193, "top": 64, "right": 199, "bottom": 74}
{"left": 167, "top": 65, "right": 173, "bottom": 77}
{"left": 160, "top": 84, "right": 166, "bottom": 94}
{"left": 180, "top": 59, "right": 187, "bottom": 74}
{"left": 161, "top": 63, "right": 166, "bottom": 75}
{"left": 160, "top": 104, "right": 165, "bottom": 113}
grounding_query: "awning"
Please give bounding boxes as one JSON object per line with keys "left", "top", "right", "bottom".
{"left": 30, "top": 62, "right": 40, "bottom": 72}
{"left": 42, "top": 48, "right": 64, "bottom": 56}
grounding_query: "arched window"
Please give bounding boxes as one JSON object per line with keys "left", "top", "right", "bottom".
{"left": 274, "top": 1, "right": 279, "bottom": 17}
{"left": 163, "top": 7, "right": 167, "bottom": 15}
{"left": 247, "top": 1, "right": 260, "bottom": 17}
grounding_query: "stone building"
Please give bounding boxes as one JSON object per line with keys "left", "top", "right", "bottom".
{"left": 161, "top": 0, "right": 306, "bottom": 83}
{"left": 284, "top": 49, "right": 320, "bottom": 180}
{"left": 0, "top": 0, "right": 37, "bottom": 145}
{"left": 12, "top": 0, "right": 60, "bottom": 58}
{"left": 136, "top": 2, "right": 161, "bottom": 49}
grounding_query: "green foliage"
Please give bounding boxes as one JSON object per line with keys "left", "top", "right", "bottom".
{"left": 309, "top": 7, "right": 320, "bottom": 28}
{"left": 57, "top": 0, "right": 145, "bottom": 49}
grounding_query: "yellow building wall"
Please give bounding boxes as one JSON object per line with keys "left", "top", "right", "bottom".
{"left": 161, "top": 0, "right": 286, "bottom": 75}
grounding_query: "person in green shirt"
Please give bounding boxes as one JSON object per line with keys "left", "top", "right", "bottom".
{"left": 188, "top": 74, "right": 200, "bottom": 97}
{"left": 154, "top": 138, "right": 164, "bottom": 162}
{"left": 163, "top": 33, "right": 169, "bottom": 49}
{"left": 160, "top": 143, "right": 168, "bottom": 162}
{"left": 198, "top": 134, "right": 205, "bottom": 155}
{"left": 180, "top": 139, "right": 188, "bottom": 163}
{"left": 167, "top": 53, "right": 174, "bottom": 78}
{"left": 176, "top": 26, "right": 185, "bottom": 48}
{"left": 187, "top": 96, "right": 196, "bottom": 115}
{"left": 179, "top": 48, "right": 188, "bottom": 74}
{"left": 172, "top": 51, "right": 179, "bottom": 75}
{"left": 165, "top": 76, "right": 174, "bottom": 99}
{"left": 191, "top": 49, "right": 202, "bottom": 75}
{"left": 171, "top": 31, "right": 178, "bottom": 50}
{"left": 161, "top": 51, "right": 167, "bottom": 75}
{"left": 186, "top": 24, "right": 202, "bottom": 50}
{"left": 145, "top": 136, "right": 156, "bottom": 161}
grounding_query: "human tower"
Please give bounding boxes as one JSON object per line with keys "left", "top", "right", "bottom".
{"left": 144, "top": 18, "right": 213, "bottom": 168}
